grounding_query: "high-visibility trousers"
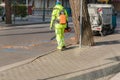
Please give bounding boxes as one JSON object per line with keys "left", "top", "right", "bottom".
{"left": 55, "top": 24, "right": 66, "bottom": 49}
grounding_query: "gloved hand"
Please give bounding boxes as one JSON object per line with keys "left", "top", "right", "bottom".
{"left": 50, "top": 23, "right": 54, "bottom": 30}
{"left": 50, "top": 27, "right": 53, "bottom": 30}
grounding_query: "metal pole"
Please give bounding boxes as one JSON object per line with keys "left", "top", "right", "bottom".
{"left": 79, "top": 0, "right": 83, "bottom": 48}
{"left": 26, "top": 0, "right": 29, "bottom": 20}
{"left": 26, "top": 0, "right": 28, "bottom": 13}
{"left": 13, "top": 1, "right": 15, "bottom": 24}
{"left": 26, "top": 0, "right": 28, "bottom": 7}
{"left": 43, "top": 0, "right": 46, "bottom": 21}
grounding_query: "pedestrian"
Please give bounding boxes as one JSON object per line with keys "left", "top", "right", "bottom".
{"left": 1, "top": 7, "right": 5, "bottom": 21}
{"left": 1, "top": 2, "right": 5, "bottom": 21}
{"left": 50, "top": 1, "right": 68, "bottom": 51}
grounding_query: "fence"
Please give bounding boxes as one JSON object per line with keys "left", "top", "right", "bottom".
{"left": 11, "top": 3, "right": 53, "bottom": 24}
{"left": 0, "top": 2, "right": 71, "bottom": 24}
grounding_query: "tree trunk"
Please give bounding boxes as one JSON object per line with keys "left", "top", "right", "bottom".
{"left": 5, "top": 0, "right": 12, "bottom": 24}
{"left": 69, "top": 0, "right": 94, "bottom": 46}
{"left": 69, "top": 0, "right": 80, "bottom": 44}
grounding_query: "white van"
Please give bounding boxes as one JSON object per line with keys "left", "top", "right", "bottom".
{"left": 88, "top": 4, "right": 116, "bottom": 36}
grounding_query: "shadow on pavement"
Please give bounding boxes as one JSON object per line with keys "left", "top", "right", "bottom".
{"left": 38, "top": 61, "right": 120, "bottom": 80}
{"left": 63, "top": 46, "right": 78, "bottom": 51}
{"left": 106, "top": 56, "right": 120, "bottom": 61}
{"left": 37, "top": 53, "right": 120, "bottom": 80}
{"left": 95, "top": 40, "right": 120, "bottom": 46}
{"left": 66, "top": 56, "right": 120, "bottom": 80}
{"left": 66, "top": 63, "right": 120, "bottom": 80}
{"left": 64, "top": 54, "right": 120, "bottom": 80}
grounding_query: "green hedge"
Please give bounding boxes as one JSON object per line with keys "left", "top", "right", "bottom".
{"left": 13, "top": 4, "right": 27, "bottom": 17}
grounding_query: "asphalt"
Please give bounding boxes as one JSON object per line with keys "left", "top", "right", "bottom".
{"left": 0, "top": 20, "right": 75, "bottom": 68}
{"left": 0, "top": 23, "right": 58, "bottom": 68}
{"left": 0, "top": 30, "right": 120, "bottom": 80}
{"left": 0, "top": 16, "right": 120, "bottom": 80}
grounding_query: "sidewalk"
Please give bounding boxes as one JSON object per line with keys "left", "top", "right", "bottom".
{"left": 0, "top": 16, "right": 120, "bottom": 80}
{"left": 0, "top": 28, "right": 120, "bottom": 80}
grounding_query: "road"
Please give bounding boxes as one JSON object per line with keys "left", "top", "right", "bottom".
{"left": 0, "top": 24, "right": 57, "bottom": 67}
{"left": 0, "top": 23, "right": 74, "bottom": 67}
{"left": 0, "top": 23, "right": 119, "bottom": 80}
{"left": 0, "top": 16, "right": 119, "bottom": 80}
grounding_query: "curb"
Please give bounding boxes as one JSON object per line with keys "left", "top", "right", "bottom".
{"left": 0, "top": 22, "right": 73, "bottom": 30}
{"left": 0, "top": 49, "right": 57, "bottom": 72}
{"left": 0, "top": 21, "right": 73, "bottom": 27}
{"left": 0, "top": 22, "right": 50, "bottom": 30}
{"left": 0, "top": 21, "right": 50, "bottom": 27}
{"left": 0, "top": 57, "right": 35, "bottom": 72}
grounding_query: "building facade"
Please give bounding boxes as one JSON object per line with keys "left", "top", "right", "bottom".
{"left": 28, "top": 0, "right": 70, "bottom": 9}
{"left": 28, "top": 0, "right": 70, "bottom": 15}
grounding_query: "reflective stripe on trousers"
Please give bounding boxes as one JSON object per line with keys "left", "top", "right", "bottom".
{"left": 55, "top": 28, "right": 65, "bottom": 49}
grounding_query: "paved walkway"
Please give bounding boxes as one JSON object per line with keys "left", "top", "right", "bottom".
{"left": 0, "top": 16, "right": 120, "bottom": 80}
{"left": 0, "top": 27, "right": 120, "bottom": 80}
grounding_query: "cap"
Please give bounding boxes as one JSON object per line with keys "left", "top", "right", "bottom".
{"left": 56, "top": 1, "right": 61, "bottom": 5}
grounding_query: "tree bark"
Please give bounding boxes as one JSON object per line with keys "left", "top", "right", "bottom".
{"left": 69, "top": 0, "right": 80, "bottom": 44}
{"left": 5, "top": 0, "right": 12, "bottom": 24}
{"left": 69, "top": 0, "right": 94, "bottom": 46}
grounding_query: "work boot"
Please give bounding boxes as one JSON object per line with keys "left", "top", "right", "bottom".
{"left": 57, "top": 48, "right": 65, "bottom": 51}
{"left": 61, "top": 48, "right": 65, "bottom": 51}
{"left": 62, "top": 46, "right": 66, "bottom": 48}
{"left": 57, "top": 48, "right": 64, "bottom": 51}
{"left": 57, "top": 46, "right": 66, "bottom": 51}
{"left": 61, "top": 46, "right": 66, "bottom": 51}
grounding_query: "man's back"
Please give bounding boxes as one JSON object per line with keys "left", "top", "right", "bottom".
{"left": 52, "top": 4, "right": 64, "bottom": 18}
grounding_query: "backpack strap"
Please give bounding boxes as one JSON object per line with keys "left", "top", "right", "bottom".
{"left": 53, "top": 8, "right": 65, "bottom": 13}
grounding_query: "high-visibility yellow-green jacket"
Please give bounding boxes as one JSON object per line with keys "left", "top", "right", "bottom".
{"left": 50, "top": 4, "right": 68, "bottom": 29}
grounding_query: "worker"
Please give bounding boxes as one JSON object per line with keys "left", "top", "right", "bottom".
{"left": 50, "top": 1, "right": 68, "bottom": 51}
{"left": 0, "top": 2, "right": 5, "bottom": 21}
{"left": 1, "top": 7, "right": 5, "bottom": 21}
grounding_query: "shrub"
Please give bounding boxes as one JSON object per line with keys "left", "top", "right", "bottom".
{"left": 13, "top": 4, "right": 27, "bottom": 18}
